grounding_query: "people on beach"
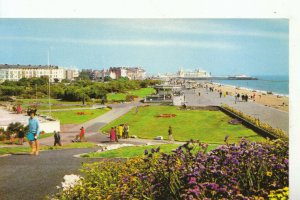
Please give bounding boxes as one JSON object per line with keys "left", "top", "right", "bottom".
{"left": 54, "top": 131, "right": 62, "bottom": 146}
{"left": 110, "top": 127, "right": 116, "bottom": 142}
{"left": 168, "top": 126, "right": 174, "bottom": 142}
{"left": 27, "top": 110, "right": 40, "bottom": 155}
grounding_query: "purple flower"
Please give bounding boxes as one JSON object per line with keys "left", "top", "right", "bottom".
{"left": 151, "top": 148, "right": 155, "bottom": 153}
{"left": 188, "top": 177, "right": 197, "bottom": 185}
{"left": 144, "top": 149, "right": 148, "bottom": 155}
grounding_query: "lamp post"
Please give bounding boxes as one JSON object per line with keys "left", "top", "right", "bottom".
{"left": 48, "top": 50, "right": 51, "bottom": 116}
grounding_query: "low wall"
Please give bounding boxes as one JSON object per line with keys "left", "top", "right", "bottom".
{"left": 0, "top": 121, "right": 60, "bottom": 133}
{"left": 39, "top": 121, "right": 61, "bottom": 133}
{"left": 219, "top": 106, "right": 278, "bottom": 140}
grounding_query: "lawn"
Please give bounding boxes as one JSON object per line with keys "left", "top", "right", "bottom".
{"left": 0, "top": 142, "right": 96, "bottom": 155}
{"left": 41, "top": 108, "right": 110, "bottom": 124}
{"left": 101, "top": 106, "right": 265, "bottom": 144}
{"left": 82, "top": 143, "right": 219, "bottom": 158}
{"left": 9, "top": 98, "right": 92, "bottom": 110}
{"left": 107, "top": 88, "right": 156, "bottom": 101}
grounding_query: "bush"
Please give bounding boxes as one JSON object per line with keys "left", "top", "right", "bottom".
{"left": 53, "top": 139, "right": 288, "bottom": 199}
{"left": 125, "top": 95, "right": 138, "bottom": 102}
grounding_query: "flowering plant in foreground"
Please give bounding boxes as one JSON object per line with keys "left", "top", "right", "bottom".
{"left": 52, "top": 139, "right": 288, "bottom": 200}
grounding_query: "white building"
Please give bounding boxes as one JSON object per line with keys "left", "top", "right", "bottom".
{"left": 0, "top": 64, "right": 66, "bottom": 82}
{"left": 177, "top": 68, "right": 211, "bottom": 78}
{"left": 65, "top": 68, "right": 79, "bottom": 80}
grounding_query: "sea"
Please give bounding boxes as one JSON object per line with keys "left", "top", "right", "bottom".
{"left": 212, "top": 75, "right": 289, "bottom": 96}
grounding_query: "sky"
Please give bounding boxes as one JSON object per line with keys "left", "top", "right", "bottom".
{"left": 0, "top": 19, "right": 288, "bottom": 76}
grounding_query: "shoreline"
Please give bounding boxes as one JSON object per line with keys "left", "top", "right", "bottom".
{"left": 204, "top": 82, "right": 289, "bottom": 112}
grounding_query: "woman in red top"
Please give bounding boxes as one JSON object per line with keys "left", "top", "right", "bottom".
{"left": 79, "top": 127, "right": 85, "bottom": 142}
{"left": 110, "top": 127, "right": 116, "bottom": 142}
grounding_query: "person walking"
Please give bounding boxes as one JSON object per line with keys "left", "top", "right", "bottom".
{"left": 219, "top": 91, "right": 222, "bottom": 98}
{"left": 118, "top": 124, "right": 123, "bottom": 139}
{"left": 26, "top": 110, "right": 40, "bottom": 155}
{"left": 54, "top": 131, "right": 62, "bottom": 146}
{"left": 123, "top": 124, "right": 129, "bottom": 139}
{"left": 18, "top": 127, "right": 25, "bottom": 145}
{"left": 110, "top": 127, "right": 116, "bottom": 142}
{"left": 168, "top": 126, "right": 174, "bottom": 142}
{"left": 79, "top": 127, "right": 86, "bottom": 142}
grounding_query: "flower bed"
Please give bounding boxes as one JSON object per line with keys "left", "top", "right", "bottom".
{"left": 52, "top": 139, "right": 288, "bottom": 199}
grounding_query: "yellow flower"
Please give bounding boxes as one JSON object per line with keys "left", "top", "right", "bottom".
{"left": 266, "top": 171, "right": 272, "bottom": 177}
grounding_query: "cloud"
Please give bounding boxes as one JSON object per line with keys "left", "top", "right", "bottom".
{"left": 102, "top": 19, "right": 288, "bottom": 40}
{"left": 0, "top": 36, "right": 237, "bottom": 50}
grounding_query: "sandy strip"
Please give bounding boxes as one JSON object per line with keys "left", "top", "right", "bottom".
{"left": 204, "top": 83, "right": 289, "bottom": 112}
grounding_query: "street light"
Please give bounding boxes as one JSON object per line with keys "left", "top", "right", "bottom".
{"left": 48, "top": 50, "right": 51, "bottom": 116}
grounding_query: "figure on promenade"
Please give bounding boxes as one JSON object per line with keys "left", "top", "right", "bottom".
{"left": 18, "top": 127, "right": 25, "bottom": 145}
{"left": 54, "top": 131, "right": 62, "bottom": 146}
{"left": 168, "top": 126, "right": 174, "bottom": 142}
{"left": 219, "top": 91, "right": 222, "bottom": 98}
{"left": 245, "top": 94, "right": 249, "bottom": 102}
{"left": 17, "top": 104, "right": 22, "bottom": 114}
{"left": 114, "top": 126, "right": 118, "bottom": 142}
{"left": 123, "top": 124, "right": 129, "bottom": 139}
{"left": 118, "top": 124, "right": 123, "bottom": 139}
{"left": 26, "top": 110, "right": 40, "bottom": 155}
{"left": 234, "top": 93, "right": 238, "bottom": 104}
{"left": 79, "top": 127, "right": 86, "bottom": 142}
{"left": 110, "top": 127, "right": 116, "bottom": 142}
{"left": 136, "top": 106, "right": 139, "bottom": 114}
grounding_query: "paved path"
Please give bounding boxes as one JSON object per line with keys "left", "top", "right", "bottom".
{"left": 0, "top": 148, "right": 104, "bottom": 200}
{"left": 39, "top": 102, "right": 140, "bottom": 146}
{"left": 184, "top": 88, "right": 289, "bottom": 134}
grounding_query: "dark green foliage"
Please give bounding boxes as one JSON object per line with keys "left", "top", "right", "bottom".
{"left": 0, "top": 77, "right": 161, "bottom": 102}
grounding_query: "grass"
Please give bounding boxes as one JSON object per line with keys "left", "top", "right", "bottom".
{"left": 101, "top": 106, "right": 266, "bottom": 144}
{"left": 0, "top": 142, "right": 96, "bottom": 155}
{"left": 107, "top": 88, "right": 156, "bottom": 101}
{"left": 82, "top": 143, "right": 219, "bottom": 158}
{"left": 40, "top": 108, "right": 110, "bottom": 124}
{"left": 5, "top": 98, "right": 93, "bottom": 111}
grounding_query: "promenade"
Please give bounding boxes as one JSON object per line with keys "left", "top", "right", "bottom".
{"left": 184, "top": 88, "right": 289, "bottom": 134}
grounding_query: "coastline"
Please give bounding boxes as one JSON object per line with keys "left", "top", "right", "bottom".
{"left": 205, "top": 82, "right": 289, "bottom": 112}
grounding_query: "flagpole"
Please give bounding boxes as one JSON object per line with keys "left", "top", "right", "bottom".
{"left": 48, "top": 50, "right": 51, "bottom": 116}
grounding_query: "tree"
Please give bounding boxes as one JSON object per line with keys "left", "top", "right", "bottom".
{"left": 104, "top": 76, "right": 112, "bottom": 82}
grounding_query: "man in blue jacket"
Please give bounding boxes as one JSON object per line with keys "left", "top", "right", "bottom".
{"left": 27, "top": 110, "right": 40, "bottom": 155}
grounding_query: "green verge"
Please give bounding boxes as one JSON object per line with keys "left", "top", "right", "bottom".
{"left": 101, "top": 106, "right": 265, "bottom": 144}
{"left": 40, "top": 108, "right": 110, "bottom": 124}
{"left": 82, "top": 143, "right": 219, "bottom": 158}
{"left": 0, "top": 142, "right": 96, "bottom": 155}
{"left": 107, "top": 88, "right": 156, "bottom": 101}
{"left": 9, "top": 99, "right": 92, "bottom": 110}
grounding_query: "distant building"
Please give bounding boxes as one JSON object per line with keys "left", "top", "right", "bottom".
{"left": 65, "top": 68, "right": 79, "bottom": 80}
{"left": 0, "top": 64, "right": 66, "bottom": 82}
{"left": 107, "top": 67, "right": 146, "bottom": 80}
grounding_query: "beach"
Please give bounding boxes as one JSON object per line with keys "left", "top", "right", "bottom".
{"left": 205, "top": 82, "right": 289, "bottom": 112}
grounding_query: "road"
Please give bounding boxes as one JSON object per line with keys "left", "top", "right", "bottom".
{"left": 184, "top": 88, "right": 289, "bottom": 134}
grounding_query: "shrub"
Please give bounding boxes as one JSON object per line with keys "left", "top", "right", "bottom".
{"left": 125, "top": 95, "right": 139, "bottom": 102}
{"left": 53, "top": 139, "right": 288, "bottom": 200}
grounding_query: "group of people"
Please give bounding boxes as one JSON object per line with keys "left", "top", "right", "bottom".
{"left": 109, "top": 124, "right": 129, "bottom": 142}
